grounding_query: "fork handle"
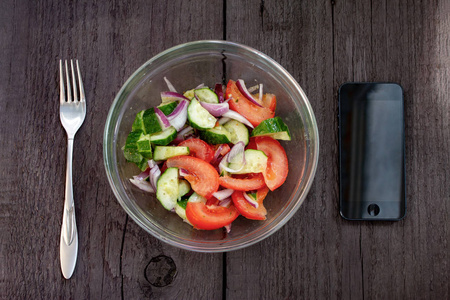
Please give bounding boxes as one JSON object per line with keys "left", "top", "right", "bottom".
{"left": 63, "top": 138, "right": 77, "bottom": 244}
{"left": 60, "top": 137, "right": 78, "bottom": 279}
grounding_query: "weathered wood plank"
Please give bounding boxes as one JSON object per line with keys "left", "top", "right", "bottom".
{"left": 0, "top": 0, "right": 224, "bottom": 299}
{"left": 225, "top": 0, "right": 449, "bottom": 299}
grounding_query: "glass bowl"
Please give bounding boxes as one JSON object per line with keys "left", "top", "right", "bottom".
{"left": 103, "top": 40, "right": 319, "bottom": 252}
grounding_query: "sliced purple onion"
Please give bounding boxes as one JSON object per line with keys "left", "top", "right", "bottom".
{"left": 243, "top": 192, "right": 259, "bottom": 208}
{"left": 213, "top": 189, "right": 234, "bottom": 200}
{"left": 160, "top": 91, "right": 189, "bottom": 103}
{"left": 154, "top": 107, "right": 171, "bottom": 129}
{"left": 195, "top": 83, "right": 205, "bottom": 89}
{"left": 211, "top": 144, "right": 224, "bottom": 162}
{"left": 218, "top": 153, "right": 232, "bottom": 174}
{"left": 224, "top": 223, "right": 231, "bottom": 233}
{"left": 218, "top": 117, "right": 231, "bottom": 125}
{"left": 222, "top": 110, "right": 254, "bottom": 128}
{"left": 219, "top": 142, "right": 246, "bottom": 174}
{"left": 173, "top": 125, "right": 194, "bottom": 144}
{"left": 227, "top": 141, "right": 245, "bottom": 163}
{"left": 214, "top": 83, "right": 224, "bottom": 102}
{"left": 236, "top": 79, "right": 263, "bottom": 107}
{"left": 167, "top": 100, "right": 189, "bottom": 131}
{"left": 149, "top": 165, "right": 161, "bottom": 191}
{"left": 147, "top": 160, "right": 157, "bottom": 169}
{"left": 130, "top": 177, "right": 155, "bottom": 193}
{"left": 164, "top": 77, "right": 177, "bottom": 92}
{"left": 247, "top": 84, "right": 259, "bottom": 93}
{"left": 179, "top": 168, "right": 190, "bottom": 177}
{"left": 219, "top": 198, "right": 232, "bottom": 208}
{"left": 259, "top": 83, "right": 263, "bottom": 103}
{"left": 135, "top": 168, "right": 150, "bottom": 180}
{"left": 199, "top": 101, "right": 229, "bottom": 117}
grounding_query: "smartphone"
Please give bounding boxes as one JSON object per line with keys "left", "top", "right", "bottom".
{"left": 339, "top": 82, "right": 406, "bottom": 220}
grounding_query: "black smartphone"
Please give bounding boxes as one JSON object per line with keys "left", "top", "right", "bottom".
{"left": 338, "top": 82, "right": 406, "bottom": 220}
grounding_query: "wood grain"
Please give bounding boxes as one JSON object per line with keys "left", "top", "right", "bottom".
{"left": 0, "top": 0, "right": 448, "bottom": 299}
{"left": 226, "top": 0, "right": 449, "bottom": 299}
{"left": 0, "top": 0, "right": 224, "bottom": 299}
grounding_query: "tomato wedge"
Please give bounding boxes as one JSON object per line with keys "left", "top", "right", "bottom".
{"left": 226, "top": 80, "right": 275, "bottom": 127}
{"left": 166, "top": 156, "right": 219, "bottom": 198}
{"left": 219, "top": 173, "right": 266, "bottom": 191}
{"left": 253, "top": 136, "right": 288, "bottom": 191}
{"left": 254, "top": 93, "right": 277, "bottom": 111}
{"left": 186, "top": 202, "right": 239, "bottom": 230}
{"left": 178, "top": 138, "right": 214, "bottom": 163}
{"left": 231, "top": 186, "right": 269, "bottom": 220}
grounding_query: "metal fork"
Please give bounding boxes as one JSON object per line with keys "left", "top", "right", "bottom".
{"left": 59, "top": 59, "right": 86, "bottom": 279}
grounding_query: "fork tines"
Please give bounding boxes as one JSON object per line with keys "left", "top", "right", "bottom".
{"left": 59, "top": 59, "right": 85, "bottom": 104}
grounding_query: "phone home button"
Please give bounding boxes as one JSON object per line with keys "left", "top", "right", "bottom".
{"left": 368, "top": 204, "right": 380, "bottom": 216}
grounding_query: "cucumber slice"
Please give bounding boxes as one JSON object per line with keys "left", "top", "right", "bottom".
{"left": 228, "top": 149, "right": 268, "bottom": 174}
{"left": 178, "top": 179, "right": 191, "bottom": 199}
{"left": 153, "top": 146, "right": 190, "bottom": 161}
{"left": 156, "top": 167, "right": 179, "bottom": 210}
{"left": 143, "top": 108, "right": 164, "bottom": 134}
{"left": 132, "top": 109, "right": 164, "bottom": 134}
{"left": 250, "top": 117, "right": 291, "bottom": 141}
{"left": 174, "top": 199, "right": 192, "bottom": 225}
{"left": 136, "top": 134, "right": 153, "bottom": 159}
{"left": 199, "top": 126, "right": 232, "bottom": 144}
{"left": 157, "top": 101, "right": 179, "bottom": 115}
{"left": 194, "top": 87, "right": 219, "bottom": 103}
{"left": 223, "top": 120, "right": 250, "bottom": 145}
{"left": 123, "top": 131, "right": 144, "bottom": 163}
{"left": 150, "top": 126, "right": 177, "bottom": 145}
{"left": 188, "top": 192, "right": 206, "bottom": 203}
{"left": 132, "top": 111, "right": 146, "bottom": 132}
{"left": 136, "top": 159, "right": 150, "bottom": 171}
{"left": 183, "top": 89, "right": 195, "bottom": 100}
{"left": 187, "top": 98, "right": 217, "bottom": 130}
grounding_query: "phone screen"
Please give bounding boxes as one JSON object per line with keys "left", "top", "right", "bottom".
{"left": 339, "top": 83, "right": 406, "bottom": 220}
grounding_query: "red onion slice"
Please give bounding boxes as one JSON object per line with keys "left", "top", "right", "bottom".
{"left": 135, "top": 168, "right": 150, "bottom": 180}
{"left": 227, "top": 141, "right": 245, "bottom": 163}
{"left": 154, "top": 107, "right": 171, "bottom": 129}
{"left": 130, "top": 177, "right": 155, "bottom": 193}
{"left": 149, "top": 165, "right": 161, "bottom": 191}
{"left": 173, "top": 125, "right": 194, "bottom": 144}
{"left": 147, "top": 159, "right": 157, "bottom": 169}
{"left": 179, "top": 168, "right": 190, "bottom": 177}
{"left": 164, "top": 77, "right": 177, "bottom": 92}
{"left": 236, "top": 79, "right": 263, "bottom": 107}
{"left": 259, "top": 84, "right": 263, "bottom": 103}
{"left": 213, "top": 189, "right": 234, "bottom": 200}
{"left": 243, "top": 192, "right": 259, "bottom": 208}
{"left": 218, "top": 117, "right": 231, "bottom": 125}
{"left": 160, "top": 91, "right": 189, "bottom": 103}
{"left": 214, "top": 83, "right": 224, "bottom": 103}
{"left": 199, "top": 102, "right": 229, "bottom": 117}
{"left": 224, "top": 223, "right": 231, "bottom": 233}
{"left": 219, "top": 198, "right": 232, "bottom": 208}
{"left": 222, "top": 110, "right": 254, "bottom": 128}
{"left": 219, "top": 142, "right": 246, "bottom": 174}
{"left": 195, "top": 83, "right": 205, "bottom": 89}
{"left": 247, "top": 84, "right": 259, "bottom": 93}
{"left": 211, "top": 144, "right": 224, "bottom": 162}
{"left": 167, "top": 100, "right": 189, "bottom": 131}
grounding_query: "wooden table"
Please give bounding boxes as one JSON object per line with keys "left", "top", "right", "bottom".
{"left": 1, "top": 1, "right": 449, "bottom": 299}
